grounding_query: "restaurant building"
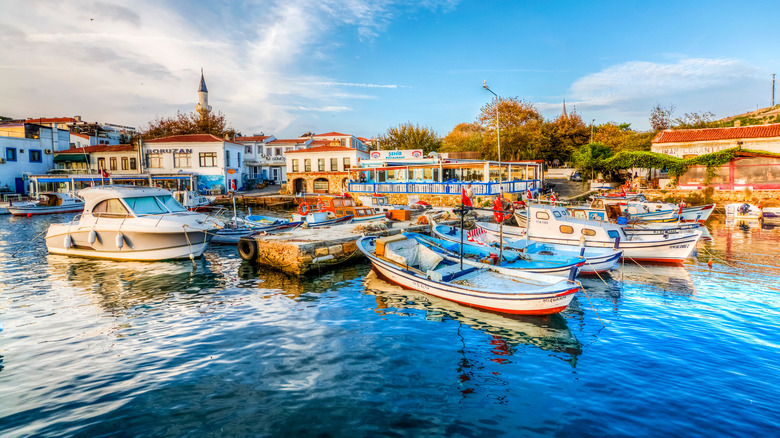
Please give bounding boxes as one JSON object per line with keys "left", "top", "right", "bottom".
{"left": 652, "top": 123, "right": 780, "bottom": 190}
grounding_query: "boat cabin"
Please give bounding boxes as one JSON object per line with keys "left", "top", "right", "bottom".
{"left": 528, "top": 204, "right": 627, "bottom": 245}
{"left": 316, "top": 195, "right": 380, "bottom": 219}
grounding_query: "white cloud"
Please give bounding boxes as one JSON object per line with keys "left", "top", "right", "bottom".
{"left": 542, "top": 58, "right": 768, "bottom": 129}
{"left": 0, "top": 0, "right": 456, "bottom": 136}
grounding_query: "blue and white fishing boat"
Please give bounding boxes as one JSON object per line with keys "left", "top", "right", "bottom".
{"left": 292, "top": 211, "right": 354, "bottom": 227}
{"left": 357, "top": 234, "right": 581, "bottom": 315}
{"left": 403, "top": 232, "right": 584, "bottom": 278}
{"left": 431, "top": 224, "right": 622, "bottom": 275}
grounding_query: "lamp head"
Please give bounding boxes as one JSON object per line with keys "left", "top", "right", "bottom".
{"left": 483, "top": 80, "right": 489, "bottom": 90}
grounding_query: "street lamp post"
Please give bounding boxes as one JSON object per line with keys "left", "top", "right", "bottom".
{"left": 483, "top": 81, "right": 500, "bottom": 183}
{"left": 590, "top": 119, "right": 595, "bottom": 143}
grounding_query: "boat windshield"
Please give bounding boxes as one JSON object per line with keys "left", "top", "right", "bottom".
{"left": 124, "top": 195, "right": 186, "bottom": 215}
{"left": 158, "top": 195, "right": 188, "bottom": 212}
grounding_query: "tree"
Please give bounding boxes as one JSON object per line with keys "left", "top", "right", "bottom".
{"left": 478, "top": 97, "right": 543, "bottom": 161}
{"left": 573, "top": 142, "right": 613, "bottom": 180}
{"left": 141, "top": 110, "right": 236, "bottom": 140}
{"left": 673, "top": 111, "right": 717, "bottom": 129}
{"left": 378, "top": 122, "right": 442, "bottom": 155}
{"left": 539, "top": 111, "right": 589, "bottom": 165}
{"left": 649, "top": 104, "right": 675, "bottom": 131}
{"left": 441, "top": 122, "right": 483, "bottom": 152}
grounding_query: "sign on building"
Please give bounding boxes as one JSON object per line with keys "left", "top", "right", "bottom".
{"left": 369, "top": 149, "right": 423, "bottom": 160}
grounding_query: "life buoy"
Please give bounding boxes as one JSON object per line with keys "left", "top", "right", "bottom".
{"left": 238, "top": 237, "right": 259, "bottom": 261}
{"left": 298, "top": 202, "right": 310, "bottom": 215}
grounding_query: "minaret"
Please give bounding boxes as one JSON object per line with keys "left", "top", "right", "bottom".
{"left": 561, "top": 99, "right": 568, "bottom": 119}
{"left": 196, "top": 68, "right": 211, "bottom": 117}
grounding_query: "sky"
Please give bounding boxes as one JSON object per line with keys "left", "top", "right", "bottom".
{"left": 1, "top": 0, "right": 778, "bottom": 140}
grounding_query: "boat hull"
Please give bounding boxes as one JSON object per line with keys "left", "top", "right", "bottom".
{"left": 46, "top": 224, "right": 214, "bottom": 261}
{"left": 10, "top": 205, "right": 84, "bottom": 216}
{"left": 529, "top": 231, "right": 701, "bottom": 263}
{"left": 358, "top": 237, "right": 578, "bottom": 315}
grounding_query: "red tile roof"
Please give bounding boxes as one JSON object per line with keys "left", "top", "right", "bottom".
{"left": 71, "top": 132, "right": 90, "bottom": 139}
{"left": 145, "top": 134, "right": 233, "bottom": 144}
{"left": 26, "top": 117, "right": 78, "bottom": 123}
{"left": 652, "top": 124, "right": 780, "bottom": 144}
{"left": 268, "top": 138, "right": 304, "bottom": 144}
{"left": 235, "top": 135, "right": 269, "bottom": 141}
{"left": 286, "top": 145, "right": 358, "bottom": 154}
{"left": 56, "top": 144, "right": 136, "bottom": 154}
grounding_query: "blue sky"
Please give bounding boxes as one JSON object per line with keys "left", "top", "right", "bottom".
{"left": 1, "top": 0, "right": 777, "bottom": 140}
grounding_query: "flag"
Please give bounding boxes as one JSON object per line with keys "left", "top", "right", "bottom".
{"left": 101, "top": 169, "right": 109, "bottom": 178}
{"left": 461, "top": 186, "right": 472, "bottom": 207}
{"left": 550, "top": 193, "right": 556, "bottom": 206}
{"left": 526, "top": 189, "right": 532, "bottom": 201}
{"left": 466, "top": 226, "right": 486, "bottom": 243}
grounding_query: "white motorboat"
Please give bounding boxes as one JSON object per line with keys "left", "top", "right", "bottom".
{"left": 9, "top": 192, "right": 84, "bottom": 216}
{"left": 45, "top": 186, "right": 218, "bottom": 261}
{"left": 357, "top": 234, "right": 581, "bottom": 315}
{"left": 516, "top": 204, "right": 702, "bottom": 263}
{"left": 725, "top": 203, "right": 763, "bottom": 220}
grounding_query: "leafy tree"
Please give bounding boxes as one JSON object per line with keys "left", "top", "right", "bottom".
{"left": 673, "top": 111, "right": 717, "bottom": 129}
{"left": 573, "top": 142, "right": 613, "bottom": 180}
{"left": 540, "top": 111, "right": 590, "bottom": 165}
{"left": 141, "top": 110, "right": 236, "bottom": 140}
{"left": 441, "top": 122, "right": 483, "bottom": 152}
{"left": 378, "top": 122, "right": 442, "bottom": 155}
{"left": 478, "top": 97, "right": 543, "bottom": 161}
{"left": 649, "top": 104, "right": 675, "bottom": 131}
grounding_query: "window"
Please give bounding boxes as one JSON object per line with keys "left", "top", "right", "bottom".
{"left": 330, "top": 158, "right": 338, "bottom": 171}
{"left": 245, "top": 146, "right": 251, "bottom": 154}
{"left": 313, "top": 178, "right": 328, "bottom": 192}
{"left": 110, "top": 157, "right": 117, "bottom": 170}
{"left": 607, "top": 230, "right": 621, "bottom": 239}
{"left": 92, "top": 198, "right": 130, "bottom": 218}
{"left": 29, "top": 149, "right": 42, "bottom": 163}
{"left": 553, "top": 211, "right": 561, "bottom": 218}
{"left": 174, "top": 153, "right": 191, "bottom": 168}
{"left": 238, "top": 152, "right": 241, "bottom": 167}
{"left": 225, "top": 151, "right": 231, "bottom": 167}
{"left": 408, "top": 169, "right": 414, "bottom": 180}
{"left": 5, "top": 147, "right": 17, "bottom": 162}
{"left": 582, "top": 228, "right": 596, "bottom": 236}
{"left": 292, "top": 159, "right": 299, "bottom": 172}
{"left": 146, "top": 154, "right": 162, "bottom": 168}
{"left": 387, "top": 169, "right": 396, "bottom": 180}
{"left": 124, "top": 196, "right": 167, "bottom": 215}
{"left": 559, "top": 225, "right": 574, "bottom": 234}
{"left": 343, "top": 157, "right": 350, "bottom": 169}
{"left": 318, "top": 159, "right": 325, "bottom": 171}
{"left": 275, "top": 148, "right": 281, "bottom": 156}
{"left": 122, "top": 157, "right": 129, "bottom": 170}
{"left": 129, "top": 158, "right": 137, "bottom": 170}
{"left": 199, "top": 152, "right": 217, "bottom": 167}
{"left": 257, "top": 145, "right": 263, "bottom": 154}
{"left": 535, "top": 211, "right": 550, "bottom": 220}
{"left": 304, "top": 159, "right": 311, "bottom": 172}
{"left": 98, "top": 157, "right": 106, "bottom": 169}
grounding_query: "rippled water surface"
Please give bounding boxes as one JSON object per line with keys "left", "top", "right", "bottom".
{"left": 1, "top": 213, "right": 779, "bottom": 437}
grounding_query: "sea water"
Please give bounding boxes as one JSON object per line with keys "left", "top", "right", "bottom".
{"left": 0, "top": 214, "right": 778, "bottom": 437}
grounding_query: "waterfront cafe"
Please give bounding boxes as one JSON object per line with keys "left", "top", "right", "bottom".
{"left": 28, "top": 172, "right": 197, "bottom": 197}
{"left": 347, "top": 158, "right": 544, "bottom": 198}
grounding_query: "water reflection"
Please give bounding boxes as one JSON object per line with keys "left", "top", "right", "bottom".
{"left": 362, "top": 270, "right": 582, "bottom": 367}
{"left": 616, "top": 262, "right": 697, "bottom": 296}
{"left": 237, "top": 260, "right": 369, "bottom": 301}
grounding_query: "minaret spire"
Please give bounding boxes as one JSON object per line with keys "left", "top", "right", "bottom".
{"left": 562, "top": 99, "right": 568, "bottom": 119}
{"left": 196, "top": 68, "right": 211, "bottom": 117}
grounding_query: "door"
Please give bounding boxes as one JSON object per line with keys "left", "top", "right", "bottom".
{"left": 15, "top": 177, "right": 24, "bottom": 195}
{"left": 272, "top": 168, "right": 279, "bottom": 182}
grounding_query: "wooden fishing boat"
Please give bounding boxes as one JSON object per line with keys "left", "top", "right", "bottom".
{"left": 302, "top": 195, "right": 386, "bottom": 222}
{"left": 357, "top": 234, "right": 581, "bottom": 315}
{"left": 403, "top": 232, "right": 584, "bottom": 278}
{"left": 514, "top": 204, "right": 702, "bottom": 263}
{"left": 291, "top": 211, "right": 354, "bottom": 227}
{"left": 432, "top": 224, "right": 622, "bottom": 275}
{"left": 9, "top": 192, "right": 84, "bottom": 216}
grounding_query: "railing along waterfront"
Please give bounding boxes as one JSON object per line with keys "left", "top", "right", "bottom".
{"left": 347, "top": 180, "right": 539, "bottom": 195}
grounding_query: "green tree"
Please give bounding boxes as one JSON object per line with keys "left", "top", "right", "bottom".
{"left": 540, "top": 111, "right": 589, "bottom": 165}
{"left": 573, "top": 142, "right": 613, "bottom": 180}
{"left": 378, "top": 122, "right": 442, "bottom": 155}
{"left": 141, "top": 110, "right": 236, "bottom": 140}
{"left": 478, "top": 97, "right": 543, "bottom": 161}
{"left": 441, "top": 122, "right": 483, "bottom": 152}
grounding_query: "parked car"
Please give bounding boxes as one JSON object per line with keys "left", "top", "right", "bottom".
{"left": 570, "top": 171, "right": 582, "bottom": 182}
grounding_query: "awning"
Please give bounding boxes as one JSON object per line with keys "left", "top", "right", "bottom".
{"left": 152, "top": 176, "right": 192, "bottom": 180}
{"left": 53, "top": 154, "right": 89, "bottom": 163}
{"left": 37, "top": 178, "right": 72, "bottom": 183}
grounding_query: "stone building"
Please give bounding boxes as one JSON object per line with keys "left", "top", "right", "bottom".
{"left": 652, "top": 123, "right": 780, "bottom": 190}
{"left": 285, "top": 144, "right": 369, "bottom": 195}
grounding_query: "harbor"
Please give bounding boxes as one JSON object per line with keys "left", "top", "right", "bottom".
{"left": 1, "top": 207, "right": 780, "bottom": 436}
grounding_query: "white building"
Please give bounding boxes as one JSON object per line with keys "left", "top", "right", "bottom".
{"left": 311, "top": 132, "right": 368, "bottom": 152}
{"left": 144, "top": 134, "right": 246, "bottom": 194}
{"left": 0, "top": 122, "right": 70, "bottom": 194}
